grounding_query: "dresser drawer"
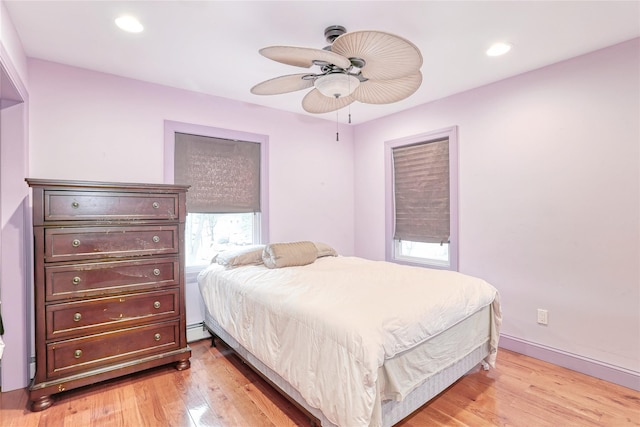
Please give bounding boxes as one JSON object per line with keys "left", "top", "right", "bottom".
{"left": 47, "top": 321, "right": 180, "bottom": 379}
{"left": 44, "top": 191, "right": 179, "bottom": 222}
{"left": 45, "top": 225, "right": 179, "bottom": 262}
{"left": 46, "top": 289, "right": 179, "bottom": 340}
{"left": 45, "top": 257, "right": 179, "bottom": 302}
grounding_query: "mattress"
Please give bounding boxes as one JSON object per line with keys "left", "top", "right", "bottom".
{"left": 198, "top": 255, "right": 501, "bottom": 426}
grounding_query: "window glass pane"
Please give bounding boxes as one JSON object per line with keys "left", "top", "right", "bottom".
{"left": 185, "top": 212, "right": 257, "bottom": 267}
{"left": 397, "top": 240, "right": 449, "bottom": 263}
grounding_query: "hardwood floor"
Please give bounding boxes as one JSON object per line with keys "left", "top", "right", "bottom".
{"left": 1, "top": 338, "right": 638, "bottom": 427}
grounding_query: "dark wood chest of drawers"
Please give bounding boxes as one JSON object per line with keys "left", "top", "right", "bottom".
{"left": 26, "top": 179, "right": 191, "bottom": 411}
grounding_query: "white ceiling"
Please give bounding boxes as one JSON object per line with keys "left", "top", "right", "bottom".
{"left": 4, "top": 1, "right": 640, "bottom": 124}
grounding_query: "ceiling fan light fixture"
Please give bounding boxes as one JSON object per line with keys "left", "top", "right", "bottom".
{"left": 314, "top": 73, "right": 360, "bottom": 98}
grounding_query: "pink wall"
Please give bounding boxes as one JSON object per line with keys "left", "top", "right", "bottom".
{"left": 0, "top": 1, "right": 28, "bottom": 85}
{"left": 0, "top": 0, "right": 30, "bottom": 391}
{"left": 27, "top": 59, "right": 356, "bottom": 256}
{"left": 0, "top": 101, "right": 29, "bottom": 392}
{"left": 354, "top": 39, "right": 640, "bottom": 381}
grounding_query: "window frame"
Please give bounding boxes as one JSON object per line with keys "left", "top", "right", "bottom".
{"left": 384, "top": 126, "right": 459, "bottom": 271}
{"left": 164, "top": 120, "right": 269, "bottom": 276}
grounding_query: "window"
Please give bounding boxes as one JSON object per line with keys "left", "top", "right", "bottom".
{"left": 385, "top": 126, "right": 458, "bottom": 270}
{"left": 184, "top": 212, "right": 259, "bottom": 266}
{"left": 164, "top": 121, "right": 269, "bottom": 271}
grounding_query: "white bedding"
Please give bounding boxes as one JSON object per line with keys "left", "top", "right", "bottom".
{"left": 197, "top": 256, "right": 501, "bottom": 427}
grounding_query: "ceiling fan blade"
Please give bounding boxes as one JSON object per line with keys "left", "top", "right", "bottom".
{"left": 352, "top": 72, "right": 422, "bottom": 104}
{"left": 260, "top": 46, "right": 352, "bottom": 69}
{"left": 250, "top": 74, "right": 314, "bottom": 95}
{"left": 331, "top": 31, "right": 423, "bottom": 80}
{"left": 302, "top": 89, "right": 355, "bottom": 114}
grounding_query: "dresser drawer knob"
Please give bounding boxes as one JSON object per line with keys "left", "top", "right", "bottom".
{"left": 154, "top": 333, "right": 161, "bottom": 341}
{"left": 74, "top": 349, "right": 82, "bottom": 359}
{"left": 152, "top": 202, "right": 160, "bottom": 209}
{"left": 71, "top": 239, "right": 81, "bottom": 248}
{"left": 72, "top": 276, "right": 81, "bottom": 285}
{"left": 153, "top": 301, "right": 161, "bottom": 309}
{"left": 153, "top": 268, "right": 161, "bottom": 276}
{"left": 152, "top": 236, "right": 160, "bottom": 243}
{"left": 73, "top": 312, "right": 82, "bottom": 322}
{"left": 71, "top": 201, "right": 80, "bottom": 209}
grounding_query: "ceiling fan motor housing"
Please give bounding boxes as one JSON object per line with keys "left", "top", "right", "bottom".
{"left": 325, "top": 25, "right": 346, "bottom": 43}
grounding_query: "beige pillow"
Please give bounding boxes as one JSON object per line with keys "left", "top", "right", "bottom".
{"left": 314, "top": 242, "right": 338, "bottom": 258}
{"left": 262, "top": 241, "right": 318, "bottom": 268}
{"left": 216, "top": 245, "right": 265, "bottom": 268}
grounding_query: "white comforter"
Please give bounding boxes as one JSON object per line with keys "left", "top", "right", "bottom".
{"left": 198, "top": 256, "right": 501, "bottom": 427}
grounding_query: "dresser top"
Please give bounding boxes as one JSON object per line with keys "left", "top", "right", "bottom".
{"left": 26, "top": 178, "right": 190, "bottom": 192}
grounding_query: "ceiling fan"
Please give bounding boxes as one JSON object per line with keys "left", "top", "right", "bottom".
{"left": 250, "top": 25, "right": 423, "bottom": 115}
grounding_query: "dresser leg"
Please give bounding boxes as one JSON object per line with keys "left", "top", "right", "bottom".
{"left": 30, "top": 395, "right": 54, "bottom": 412}
{"left": 175, "top": 359, "right": 191, "bottom": 371}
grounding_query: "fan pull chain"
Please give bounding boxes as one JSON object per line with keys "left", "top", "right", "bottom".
{"left": 336, "top": 111, "right": 339, "bottom": 141}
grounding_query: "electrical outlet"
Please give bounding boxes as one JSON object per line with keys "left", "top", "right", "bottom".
{"left": 537, "top": 309, "right": 548, "bottom": 325}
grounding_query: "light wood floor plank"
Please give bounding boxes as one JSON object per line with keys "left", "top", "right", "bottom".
{"left": 1, "top": 339, "right": 638, "bottom": 427}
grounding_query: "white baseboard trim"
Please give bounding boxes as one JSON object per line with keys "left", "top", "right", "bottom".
{"left": 187, "top": 322, "right": 212, "bottom": 343}
{"left": 499, "top": 334, "right": 639, "bottom": 391}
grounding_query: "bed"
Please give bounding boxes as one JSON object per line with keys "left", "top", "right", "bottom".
{"left": 197, "top": 241, "right": 502, "bottom": 427}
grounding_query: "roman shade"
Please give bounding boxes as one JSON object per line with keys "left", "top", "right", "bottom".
{"left": 392, "top": 138, "right": 450, "bottom": 244}
{"left": 174, "top": 132, "right": 260, "bottom": 213}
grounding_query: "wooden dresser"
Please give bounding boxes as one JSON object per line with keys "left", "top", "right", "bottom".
{"left": 26, "top": 179, "right": 191, "bottom": 411}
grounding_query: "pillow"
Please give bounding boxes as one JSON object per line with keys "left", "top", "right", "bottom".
{"left": 215, "top": 245, "right": 265, "bottom": 268}
{"left": 314, "top": 242, "right": 338, "bottom": 258}
{"left": 262, "top": 241, "right": 318, "bottom": 269}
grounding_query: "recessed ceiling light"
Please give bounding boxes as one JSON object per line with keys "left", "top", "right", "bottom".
{"left": 486, "top": 42, "right": 512, "bottom": 57}
{"left": 115, "top": 15, "right": 143, "bottom": 33}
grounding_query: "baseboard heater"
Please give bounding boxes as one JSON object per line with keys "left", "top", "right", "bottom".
{"left": 186, "top": 322, "right": 212, "bottom": 343}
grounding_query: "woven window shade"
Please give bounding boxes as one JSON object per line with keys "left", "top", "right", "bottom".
{"left": 393, "top": 138, "right": 450, "bottom": 244}
{"left": 174, "top": 133, "right": 260, "bottom": 213}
